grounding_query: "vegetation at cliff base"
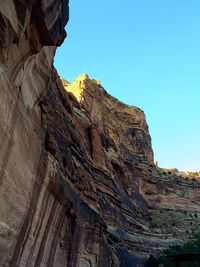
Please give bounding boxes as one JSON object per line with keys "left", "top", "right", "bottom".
{"left": 146, "top": 232, "right": 200, "bottom": 267}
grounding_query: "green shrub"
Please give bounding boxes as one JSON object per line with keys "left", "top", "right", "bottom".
{"left": 146, "top": 232, "right": 200, "bottom": 267}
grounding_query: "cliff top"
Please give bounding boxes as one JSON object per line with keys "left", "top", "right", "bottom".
{"left": 62, "top": 73, "right": 145, "bottom": 114}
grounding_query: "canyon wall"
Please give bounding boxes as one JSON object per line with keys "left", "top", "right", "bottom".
{"left": 0, "top": 1, "right": 200, "bottom": 267}
{"left": 0, "top": 1, "right": 70, "bottom": 266}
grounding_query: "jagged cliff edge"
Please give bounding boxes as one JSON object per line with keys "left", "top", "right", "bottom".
{"left": 0, "top": 1, "right": 200, "bottom": 266}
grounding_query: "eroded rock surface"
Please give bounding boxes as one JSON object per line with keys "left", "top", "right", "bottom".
{"left": 62, "top": 74, "right": 200, "bottom": 263}
{"left": 0, "top": 1, "right": 200, "bottom": 267}
{"left": 0, "top": 1, "right": 70, "bottom": 266}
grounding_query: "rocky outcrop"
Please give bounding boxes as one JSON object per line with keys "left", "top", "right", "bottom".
{"left": 62, "top": 74, "right": 200, "bottom": 263}
{"left": 1, "top": 1, "right": 200, "bottom": 267}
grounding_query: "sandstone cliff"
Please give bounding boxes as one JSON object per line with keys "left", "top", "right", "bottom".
{"left": 0, "top": 1, "right": 200, "bottom": 267}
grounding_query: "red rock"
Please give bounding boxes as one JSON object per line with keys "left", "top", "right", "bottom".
{"left": 0, "top": 1, "right": 200, "bottom": 267}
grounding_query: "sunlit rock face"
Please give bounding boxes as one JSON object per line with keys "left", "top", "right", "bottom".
{"left": 1, "top": 1, "right": 200, "bottom": 267}
{"left": 66, "top": 74, "right": 154, "bottom": 165}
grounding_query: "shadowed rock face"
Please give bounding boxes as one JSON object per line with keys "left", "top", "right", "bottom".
{"left": 1, "top": 1, "right": 200, "bottom": 267}
{"left": 0, "top": 1, "right": 70, "bottom": 266}
{"left": 62, "top": 75, "right": 200, "bottom": 262}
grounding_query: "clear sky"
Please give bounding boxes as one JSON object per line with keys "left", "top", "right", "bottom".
{"left": 54, "top": 0, "right": 200, "bottom": 171}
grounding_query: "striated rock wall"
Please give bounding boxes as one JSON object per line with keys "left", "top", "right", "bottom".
{"left": 1, "top": 1, "right": 200, "bottom": 267}
{"left": 0, "top": 1, "right": 70, "bottom": 266}
{"left": 62, "top": 74, "right": 200, "bottom": 263}
{"left": 64, "top": 74, "right": 154, "bottom": 164}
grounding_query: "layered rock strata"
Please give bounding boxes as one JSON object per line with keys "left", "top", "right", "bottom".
{"left": 63, "top": 74, "right": 200, "bottom": 263}
{"left": 0, "top": 1, "right": 69, "bottom": 266}
{"left": 1, "top": 1, "right": 200, "bottom": 267}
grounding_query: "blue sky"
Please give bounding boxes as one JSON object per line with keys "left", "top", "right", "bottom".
{"left": 55, "top": 0, "right": 200, "bottom": 171}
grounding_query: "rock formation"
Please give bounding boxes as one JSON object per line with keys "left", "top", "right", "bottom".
{"left": 0, "top": 1, "right": 200, "bottom": 266}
